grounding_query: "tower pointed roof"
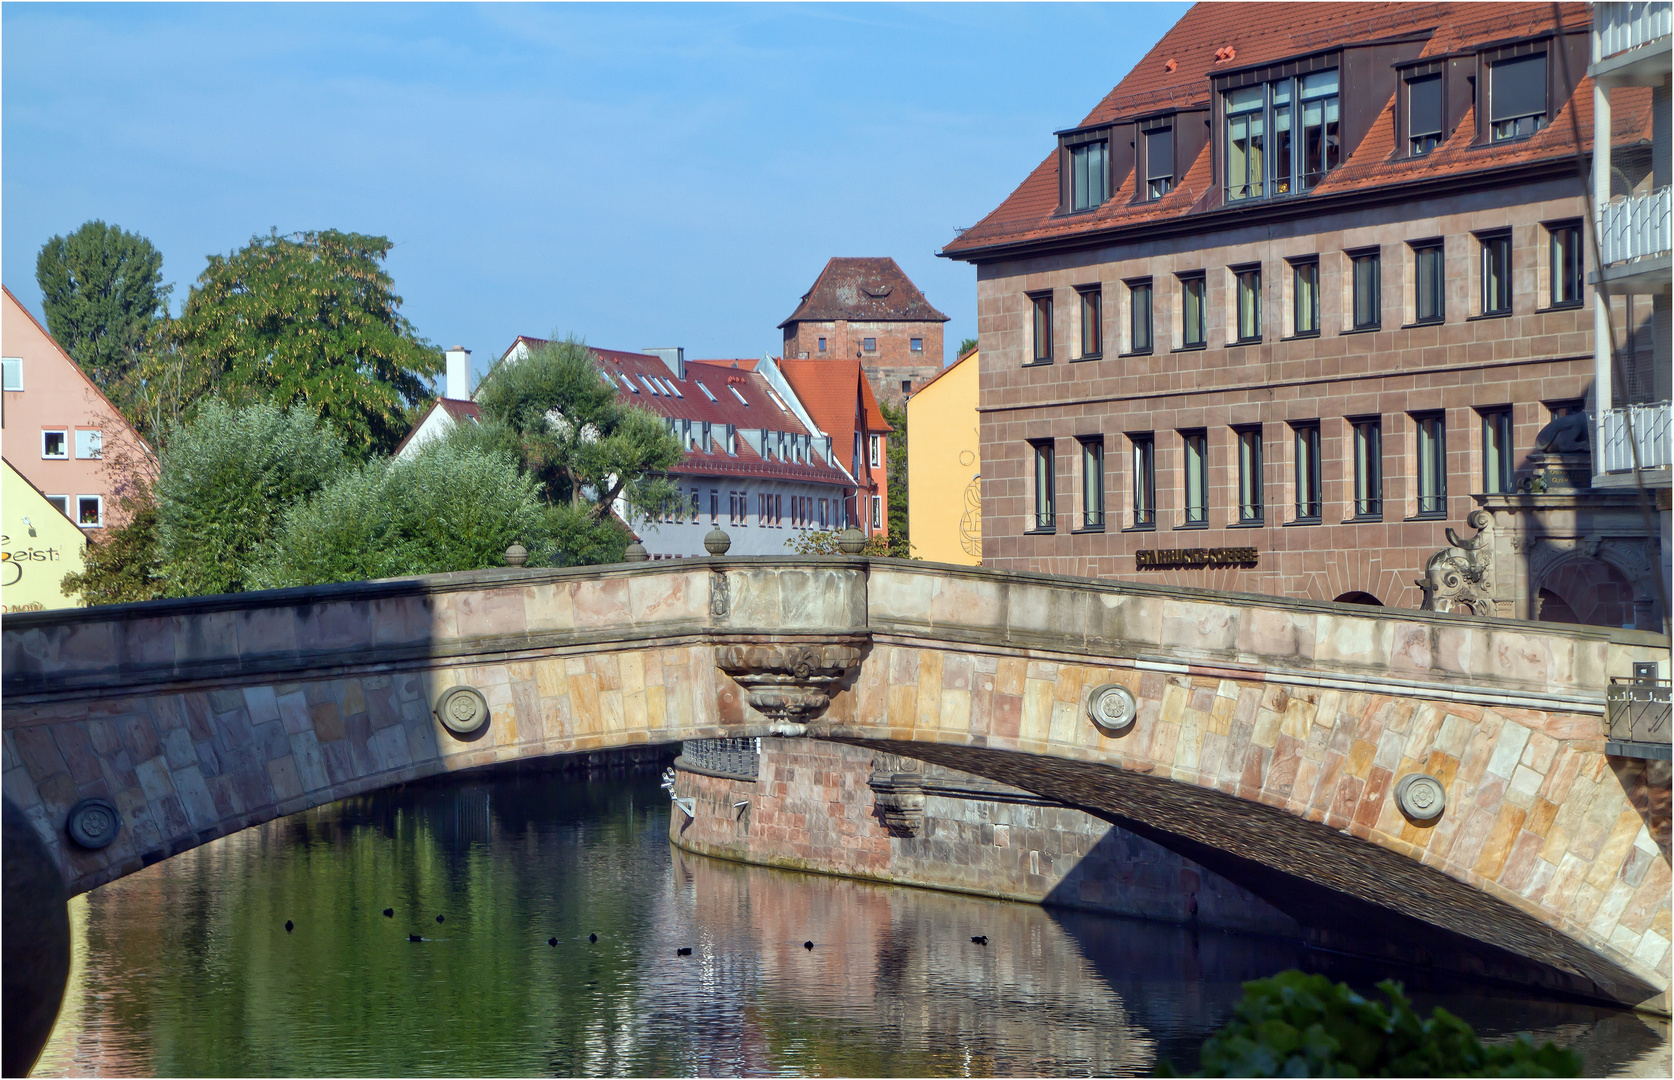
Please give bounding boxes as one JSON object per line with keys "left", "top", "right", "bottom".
{"left": 778, "top": 257, "right": 949, "bottom": 328}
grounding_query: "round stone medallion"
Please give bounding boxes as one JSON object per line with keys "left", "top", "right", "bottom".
{"left": 1086, "top": 683, "right": 1138, "bottom": 736}
{"left": 65, "top": 797, "right": 122, "bottom": 850}
{"left": 434, "top": 685, "right": 490, "bottom": 736}
{"left": 1394, "top": 772, "right": 1447, "bottom": 822}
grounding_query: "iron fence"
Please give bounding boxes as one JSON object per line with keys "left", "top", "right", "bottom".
{"left": 1607, "top": 679, "right": 1671, "bottom": 746}
{"left": 681, "top": 738, "right": 760, "bottom": 780}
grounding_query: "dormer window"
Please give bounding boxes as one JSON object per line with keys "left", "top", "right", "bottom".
{"left": 1407, "top": 73, "right": 1443, "bottom": 155}
{"left": 1224, "top": 67, "right": 1339, "bottom": 202}
{"left": 1144, "top": 126, "right": 1173, "bottom": 199}
{"left": 1069, "top": 137, "right": 1109, "bottom": 211}
{"left": 1489, "top": 53, "right": 1546, "bottom": 141}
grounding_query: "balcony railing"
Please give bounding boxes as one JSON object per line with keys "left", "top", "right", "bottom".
{"left": 1596, "top": 2, "right": 1673, "bottom": 59}
{"left": 1598, "top": 187, "right": 1673, "bottom": 266}
{"left": 1607, "top": 679, "right": 1671, "bottom": 754}
{"left": 680, "top": 737, "right": 759, "bottom": 780}
{"left": 1599, "top": 402, "right": 1673, "bottom": 472}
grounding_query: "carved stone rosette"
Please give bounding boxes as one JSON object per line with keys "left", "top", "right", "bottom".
{"left": 714, "top": 641, "right": 865, "bottom": 722}
{"left": 1417, "top": 509, "right": 1497, "bottom": 615}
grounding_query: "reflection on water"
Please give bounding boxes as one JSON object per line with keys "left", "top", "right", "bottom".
{"left": 34, "top": 767, "right": 1670, "bottom": 1077}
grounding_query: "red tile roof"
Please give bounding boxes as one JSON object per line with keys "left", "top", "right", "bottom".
{"left": 942, "top": 2, "right": 1651, "bottom": 260}
{"left": 777, "top": 360, "right": 893, "bottom": 481}
{"left": 778, "top": 257, "right": 949, "bottom": 327}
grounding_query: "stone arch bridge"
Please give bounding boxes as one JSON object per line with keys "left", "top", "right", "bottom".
{"left": 3, "top": 559, "right": 1668, "bottom": 1011}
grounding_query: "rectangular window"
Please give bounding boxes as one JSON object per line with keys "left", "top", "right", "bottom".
{"left": 1236, "top": 426, "right": 1263, "bottom": 524}
{"left": 1224, "top": 68, "right": 1339, "bottom": 202}
{"left": 1482, "top": 408, "right": 1514, "bottom": 494}
{"left": 817, "top": 337, "right": 827, "bottom": 352}
{"left": 691, "top": 489, "right": 701, "bottom": 520}
{"left": 862, "top": 337, "right": 876, "bottom": 352}
{"left": 1145, "top": 127, "right": 1173, "bottom": 199}
{"left": 1294, "top": 422, "right": 1322, "bottom": 521}
{"left": 1292, "top": 260, "right": 1319, "bottom": 336}
{"left": 870, "top": 495, "right": 881, "bottom": 531}
{"left": 1415, "top": 413, "right": 1447, "bottom": 515}
{"left": 1235, "top": 267, "right": 1262, "bottom": 341}
{"left": 1414, "top": 242, "right": 1444, "bottom": 323}
{"left": 1079, "top": 286, "right": 1102, "bottom": 358}
{"left": 1129, "top": 280, "right": 1153, "bottom": 353}
{"left": 1031, "top": 293, "right": 1053, "bottom": 363}
{"left": 1550, "top": 223, "right": 1583, "bottom": 307}
{"left": 1490, "top": 53, "right": 1547, "bottom": 141}
{"left": 45, "top": 495, "right": 68, "bottom": 517}
{"left": 1080, "top": 438, "right": 1105, "bottom": 530}
{"left": 1070, "top": 138, "right": 1108, "bottom": 211}
{"left": 1352, "top": 251, "right": 1381, "bottom": 329}
{"left": 1131, "top": 434, "right": 1155, "bottom": 529}
{"left": 1480, "top": 233, "right": 1511, "bottom": 315}
{"left": 869, "top": 434, "right": 882, "bottom": 469}
{"left": 910, "top": 337, "right": 923, "bottom": 352}
{"left": 1352, "top": 417, "right": 1382, "bottom": 518}
{"left": 1407, "top": 73, "right": 1443, "bottom": 155}
{"left": 819, "top": 499, "right": 829, "bottom": 529}
{"left": 1181, "top": 275, "right": 1206, "bottom": 348}
{"left": 42, "top": 430, "right": 67, "bottom": 459}
{"left": 1031, "top": 441, "right": 1056, "bottom": 531}
{"left": 1, "top": 357, "right": 20, "bottom": 391}
{"left": 77, "top": 495, "right": 103, "bottom": 528}
{"left": 710, "top": 490, "right": 719, "bottom": 523}
{"left": 1182, "top": 430, "right": 1208, "bottom": 525}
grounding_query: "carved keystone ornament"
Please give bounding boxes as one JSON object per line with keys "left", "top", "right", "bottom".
{"left": 1086, "top": 683, "right": 1138, "bottom": 736}
{"left": 715, "top": 642, "right": 864, "bottom": 722}
{"left": 66, "top": 797, "right": 122, "bottom": 850}
{"left": 1394, "top": 772, "right": 1447, "bottom": 822}
{"left": 434, "top": 685, "right": 490, "bottom": 736}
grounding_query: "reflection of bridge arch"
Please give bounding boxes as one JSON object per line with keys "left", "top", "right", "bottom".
{"left": 3, "top": 559, "right": 1668, "bottom": 1010}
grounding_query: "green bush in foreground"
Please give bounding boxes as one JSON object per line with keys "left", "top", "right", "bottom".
{"left": 1159, "top": 970, "right": 1580, "bottom": 1078}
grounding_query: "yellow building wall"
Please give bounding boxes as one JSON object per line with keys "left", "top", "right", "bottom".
{"left": 4, "top": 459, "right": 86, "bottom": 613}
{"left": 905, "top": 350, "right": 980, "bottom": 565}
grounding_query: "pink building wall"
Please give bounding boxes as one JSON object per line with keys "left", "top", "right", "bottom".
{"left": 1, "top": 287, "right": 152, "bottom": 531}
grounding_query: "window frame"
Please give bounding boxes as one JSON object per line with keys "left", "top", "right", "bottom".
{"left": 1029, "top": 439, "right": 1057, "bottom": 533}
{"left": 1235, "top": 425, "right": 1264, "bottom": 525}
{"left": 1, "top": 356, "right": 21, "bottom": 391}
{"left": 1290, "top": 257, "right": 1320, "bottom": 337}
{"left": 1221, "top": 63, "right": 1341, "bottom": 204}
{"left": 1067, "top": 135, "right": 1110, "bottom": 212}
{"left": 42, "top": 429, "right": 68, "bottom": 460}
{"left": 1126, "top": 279, "right": 1154, "bottom": 355}
{"left": 862, "top": 337, "right": 877, "bottom": 352}
{"left": 1412, "top": 241, "right": 1445, "bottom": 325}
{"left": 910, "top": 337, "right": 924, "bottom": 352}
{"left": 1076, "top": 285, "right": 1103, "bottom": 359}
{"left": 1478, "top": 231, "right": 1512, "bottom": 317}
{"left": 1234, "top": 265, "right": 1262, "bottom": 343}
{"left": 870, "top": 494, "right": 882, "bottom": 531}
{"left": 1414, "top": 412, "right": 1448, "bottom": 517}
{"left": 1350, "top": 249, "right": 1382, "bottom": 330}
{"left": 1028, "top": 291, "right": 1054, "bottom": 364}
{"left": 1143, "top": 123, "right": 1174, "bottom": 200}
{"left": 1351, "top": 416, "right": 1383, "bottom": 520}
{"left": 1180, "top": 429, "right": 1209, "bottom": 527}
{"left": 1293, "top": 421, "right": 1322, "bottom": 523}
{"left": 869, "top": 433, "right": 882, "bottom": 469}
{"left": 45, "top": 495, "right": 69, "bottom": 517}
{"left": 77, "top": 495, "right": 104, "bottom": 529}
{"left": 1078, "top": 436, "right": 1106, "bottom": 531}
{"left": 1487, "top": 50, "right": 1548, "bottom": 143}
{"left": 1548, "top": 221, "right": 1583, "bottom": 308}
{"left": 1129, "top": 433, "right": 1156, "bottom": 530}
{"left": 1481, "top": 407, "right": 1515, "bottom": 494}
{"left": 1179, "top": 274, "right": 1207, "bottom": 349}
{"left": 1405, "top": 69, "right": 1445, "bottom": 156}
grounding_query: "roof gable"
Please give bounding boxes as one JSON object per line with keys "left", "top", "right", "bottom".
{"left": 779, "top": 257, "right": 949, "bottom": 327}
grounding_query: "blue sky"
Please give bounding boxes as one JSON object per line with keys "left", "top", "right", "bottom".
{"left": 3, "top": 2, "right": 1186, "bottom": 387}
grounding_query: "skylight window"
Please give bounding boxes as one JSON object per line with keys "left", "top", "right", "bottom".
{"left": 599, "top": 370, "right": 615, "bottom": 387}
{"left": 764, "top": 388, "right": 789, "bottom": 412}
{"left": 730, "top": 386, "right": 749, "bottom": 405}
{"left": 696, "top": 381, "right": 717, "bottom": 402}
{"left": 620, "top": 375, "right": 640, "bottom": 393}
{"left": 644, "top": 377, "right": 662, "bottom": 396}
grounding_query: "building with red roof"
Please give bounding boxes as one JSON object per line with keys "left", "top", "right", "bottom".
{"left": 941, "top": 1, "right": 1667, "bottom": 630}
{"left": 776, "top": 359, "right": 894, "bottom": 540}
{"left": 779, "top": 257, "right": 949, "bottom": 407}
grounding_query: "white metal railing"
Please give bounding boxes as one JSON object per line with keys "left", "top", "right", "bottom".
{"left": 1598, "top": 187, "right": 1673, "bottom": 265}
{"left": 1596, "top": 2, "right": 1674, "bottom": 58}
{"left": 1599, "top": 402, "right": 1674, "bottom": 472}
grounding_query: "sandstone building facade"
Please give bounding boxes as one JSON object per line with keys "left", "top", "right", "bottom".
{"left": 942, "top": 2, "right": 1667, "bottom": 630}
{"left": 780, "top": 257, "right": 949, "bottom": 407}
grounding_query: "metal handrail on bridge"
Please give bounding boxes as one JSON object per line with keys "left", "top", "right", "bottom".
{"left": 1606, "top": 677, "right": 1671, "bottom": 759}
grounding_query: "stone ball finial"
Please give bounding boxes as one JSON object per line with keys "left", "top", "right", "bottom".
{"left": 837, "top": 527, "right": 866, "bottom": 555}
{"left": 504, "top": 543, "right": 528, "bottom": 568}
{"left": 704, "top": 526, "right": 732, "bottom": 556}
{"left": 624, "top": 540, "right": 650, "bottom": 562}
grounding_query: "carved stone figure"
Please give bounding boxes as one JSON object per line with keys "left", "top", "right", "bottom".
{"left": 1417, "top": 509, "right": 1497, "bottom": 615}
{"left": 714, "top": 641, "right": 865, "bottom": 722}
{"left": 1534, "top": 411, "right": 1590, "bottom": 453}
{"left": 867, "top": 760, "right": 925, "bottom": 836}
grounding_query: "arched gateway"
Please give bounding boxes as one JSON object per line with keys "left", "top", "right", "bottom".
{"left": 3, "top": 559, "right": 1668, "bottom": 1011}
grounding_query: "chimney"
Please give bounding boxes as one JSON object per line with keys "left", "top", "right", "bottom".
{"left": 445, "top": 346, "right": 472, "bottom": 400}
{"left": 645, "top": 347, "right": 685, "bottom": 381}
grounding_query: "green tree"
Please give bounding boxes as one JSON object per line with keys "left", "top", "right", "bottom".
{"left": 173, "top": 230, "right": 442, "bottom": 456}
{"left": 956, "top": 337, "right": 978, "bottom": 359}
{"left": 155, "top": 401, "right": 347, "bottom": 597}
{"left": 60, "top": 487, "right": 165, "bottom": 606}
{"left": 35, "top": 221, "right": 171, "bottom": 395}
{"left": 879, "top": 399, "right": 912, "bottom": 557}
{"left": 474, "top": 337, "right": 684, "bottom": 522}
{"left": 1162, "top": 970, "right": 1581, "bottom": 1078}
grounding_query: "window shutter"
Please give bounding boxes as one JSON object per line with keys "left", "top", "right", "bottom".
{"left": 1408, "top": 73, "right": 1443, "bottom": 136}
{"left": 1490, "top": 54, "right": 1546, "bottom": 122}
{"left": 1145, "top": 128, "right": 1173, "bottom": 181}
